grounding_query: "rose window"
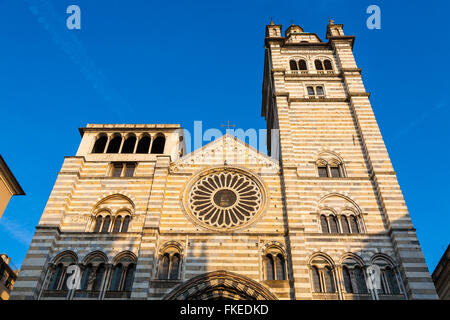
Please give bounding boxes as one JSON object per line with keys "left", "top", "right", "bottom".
{"left": 186, "top": 169, "right": 265, "bottom": 230}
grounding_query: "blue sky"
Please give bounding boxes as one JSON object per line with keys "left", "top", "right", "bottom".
{"left": 0, "top": 0, "right": 448, "bottom": 273}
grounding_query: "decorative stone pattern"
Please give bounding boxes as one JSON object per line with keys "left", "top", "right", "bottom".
{"left": 165, "top": 270, "right": 278, "bottom": 300}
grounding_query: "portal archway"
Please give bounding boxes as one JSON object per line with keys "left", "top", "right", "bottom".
{"left": 164, "top": 270, "right": 278, "bottom": 300}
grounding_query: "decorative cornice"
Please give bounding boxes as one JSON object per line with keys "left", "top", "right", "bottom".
{"left": 289, "top": 97, "right": 348, "bottom": 103}
{"left": 349, "top": 92, "right": 371, "bottom": 97}
{"left": 79, "top": 124, "right": 181, "bottom": 136}
{"left": 35, "top": 225, "right": 61, "bottom": 233}
{"left": 389, "top": 227, "right": 416, "bottom": 233}
{"left": 342, "top": 68, "right": 362, "bottom": 74}
{"left": 295, "top": 176, "right": 371, "bottom": 181}
{"left": 327, "top": 35, "right": 355, "bottom": 49}
{"left": 284, "top": 72, "right": 340, "bottom": 79}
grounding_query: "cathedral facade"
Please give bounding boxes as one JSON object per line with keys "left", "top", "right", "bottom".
{"left": 12, "top": 22, "right": 437, "bottom": 300}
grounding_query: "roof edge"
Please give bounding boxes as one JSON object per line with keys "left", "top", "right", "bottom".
{"left": 0, "top": 155, "right": 25, "bottom": 195}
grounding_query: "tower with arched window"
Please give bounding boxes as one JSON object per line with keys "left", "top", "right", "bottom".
{"left": 12, "top": 21, "right": 437, "bottom": 301}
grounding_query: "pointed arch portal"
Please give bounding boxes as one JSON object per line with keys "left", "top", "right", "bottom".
{"left": 164, "top": 270, "right": 278, "bottom": 300}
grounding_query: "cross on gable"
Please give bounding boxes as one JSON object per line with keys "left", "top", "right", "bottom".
{"left": 220, "top": 120, "right": 236, "bottom": 130}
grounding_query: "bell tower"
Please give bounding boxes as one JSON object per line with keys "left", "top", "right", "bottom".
{"left": 262, "top": 20, "right": 438, "bottom": 300}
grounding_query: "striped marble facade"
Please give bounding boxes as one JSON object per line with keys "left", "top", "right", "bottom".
{"left": 11, "top": 22, "right": 437, "bottom": 300}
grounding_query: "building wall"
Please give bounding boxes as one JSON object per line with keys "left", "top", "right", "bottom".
{"left": 0, "top": 177, "right": 13, "bottom": 219}
{"left": 0, "top": 155, "right": 25, "bottom": 219}
{"left": 0, "top": 255, "right": 18, "bottom": 300}
{"left": 432, "top": 245, "right": 450, "bottom": 300}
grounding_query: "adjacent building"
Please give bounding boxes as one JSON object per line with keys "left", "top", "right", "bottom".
{"left": 12, "top": 21, "right": 437, "bottom": 300}
{"left": 0, "top": 155, "right": 24, "bottom": 299}
{"left": 0, "top": 254, "right": 19, "bottom": 300}
{"left": 0, "top": 155, "right": 25, "bottom": 219}
{"left": 432, "top": 245, "right": 450, "bottom": 300}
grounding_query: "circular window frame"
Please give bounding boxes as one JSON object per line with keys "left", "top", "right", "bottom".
{"left": 182, "top": 166, "right": 268, "bottom": 232}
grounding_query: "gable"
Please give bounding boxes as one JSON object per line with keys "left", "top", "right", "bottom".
{"left": 171, "top": 134, "right": 279, "bottom": 173}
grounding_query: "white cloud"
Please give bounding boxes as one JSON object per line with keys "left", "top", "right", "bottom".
{"left": 0, "top": 218, "right": 33, "bottom": 246}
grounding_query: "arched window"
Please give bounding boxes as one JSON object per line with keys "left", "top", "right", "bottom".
{"left": 314, "top": 59, "right": 324, "bottom": 70}
{"left": 264, "top": 246, "right": 287, "bottom": 281}
{"left": 329, "top": 215, "right": 339, "bottom": 233}
{"left": 93, "top": 213, "right": 130, "bottom": 234}
{"left": 310, "top": 255, "right": 336, "bottom": 294}
{"left": 93, "top": 216, "right": 103, "bottom": 233}
{"left": 101, "top": 216, "right": 111, "bottom": 233}
{"left": 49, "top": 263, "right": 63, "bottom": 290}
{"left": 265, "top": 254, "right": 275, "bottom": 280}
{"left": 373, "top": 256, "right": 402, "bottom": 295}
{"left": 324, "top": 59, "right": 333, "bottom": 71}
{"left": 93, "top": 263, "right": 105, "bottom": 291}
{"left": 316, "top": 153, "right": 346, "bottom": 178}
{"left": 78, "top": 252, "right": 107, "bottom": 293}
{"left": 307, "top": 86, "right": 315, "bottom": 96}
{"left": 340, "top": 216, "right": 350, "bottom": 233}
{"left": 354, "top": 266, "right": 368, "bottom": 294}
{"left": 298, "top": 59, "right": 307, "bottom": 70}
{"left": 324, "top": 266, "right": 336, "bottom": 293}
{"left": 159, "top": 254, "right": 170, "bottom": 280}
{"left": 136, "top": 135, "right": 151, "bottom": 153}
{"left": 157, "top": 244, "right": 183, "bottom": 281}
{"left": 121, "top": 135, "right": 136, "bottom": 153}
{"left": 275, "top": 254, "right": 286, "bottom": 280}
{"left": 47, "top": 252, "right": 78, "bottom": 292}
{"left": 380, "top": 275, "right": 388, "bottom": 294}
{"left": 350, "top": 215, "right": 360, "bottom": 234}
{"left": 330, "top": 165, "right": 341, "bottom": 177}
{"left": 342, "top": 258, "right": 368, "bottom": 295}
{"left": 106, "top": 135, "right": 122, "bottom": 153}
{"left": 343, "top": 266, "right": 353, "bottom": 293}
{"left": 61, "top": 263, "right": 76, "bottom": 290}
{"left": 80, "top": 264, "right": 92, "bottom": 290}
{"left": 320, "top": 215, "right": 329, "bottom": 233}
{"left": 311, "top": 266, "right": 322, "bottom": 292}
{"left": 91, "top": 195, "right": 135, "bottom": 234}
{"left": 106, "top": 254, "right": 136, "bottom": 293}
{"left": 384, "top": 267, "right": 400, "bottom": 295}
{"left": 110, "top": 263, "right": 123, "bottom": 291}
{"left": 92, "top": 135, "right": 107, "bottom": 153}
{"left": 121, "top": 216, "right": 130, "bottom": 232}
{"left": 318, "top": 165, "right": 328, "bottom": 177}
{"left": 151, "top": 135, "right": 166, "bottom": 154}
{"left": 109, "top": 214, "right": 130, "bottom": 233}
{"left": 289, "top": 60, "right": 298, "bottom": 70}
{"left": 113, "top": 216, "right": 122, "bottom": 233}
{"left": 123, "top": 263, "right": 135, "bottom": 291}
{"left": 318, "top": 195, "right": 364, "bottom": 236}
{"left": 169, "top": 254, "right": 180, "bottom": 280}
